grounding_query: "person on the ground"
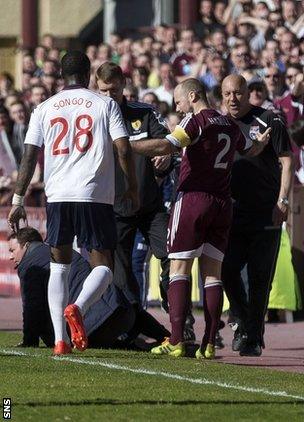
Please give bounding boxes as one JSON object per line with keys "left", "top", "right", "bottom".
{"left": 8, "top": 227, "right": 169, "bottom": 349}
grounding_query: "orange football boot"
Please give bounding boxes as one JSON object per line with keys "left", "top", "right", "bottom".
{"left": 64, "top": 304, "right": 88, "bottom": 351}
{"left": 53, "top": 340, "right": 72, "bottom": 355}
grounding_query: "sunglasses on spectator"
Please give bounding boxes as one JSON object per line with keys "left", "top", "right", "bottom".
{"left": 286, "top": 74, "right": 297, "bottom": 79}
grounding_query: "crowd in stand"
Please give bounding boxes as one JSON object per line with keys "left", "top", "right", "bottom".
{"left": 1, "top": 0, "right": 304, "bottom": 206}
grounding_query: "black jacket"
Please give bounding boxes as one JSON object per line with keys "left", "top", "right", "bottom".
{"left": 18, "top": 242, "right": 128, "bottom": 346}
{"left": 114, "top": 98, "right": 169, "bottom": 216}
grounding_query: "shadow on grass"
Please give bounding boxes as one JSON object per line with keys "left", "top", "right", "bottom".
{"left": 14, "top": 399, "right": 304, "bottom": 407}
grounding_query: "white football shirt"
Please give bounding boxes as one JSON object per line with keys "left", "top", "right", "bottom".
{"left": 24, "top": 86, "right": 128, "bottom": 204}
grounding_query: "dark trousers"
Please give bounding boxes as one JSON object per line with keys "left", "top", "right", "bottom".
{"left": 88, "top": 306, "right": 136, "bottom": 348}
{"left": 113, "top": 209, "right": 169, "bottom": 305}
{"left": 132, "top": 230, "right": 150, "bottom": 308}
{"left": 222, "top": 224, "right": 281, "bottom": 345}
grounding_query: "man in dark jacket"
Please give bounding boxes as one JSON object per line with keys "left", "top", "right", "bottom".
{"left": 8, "top": 227, "right": 169, "bottom": 348}
{"left": 95, "top": 63, "right": 171, "bottom": 307}
{"left": 221, "top": 75, "right": 293, "bottom": 356}
{"left": 95, "top": 62, "right": 197, "bottom": 342}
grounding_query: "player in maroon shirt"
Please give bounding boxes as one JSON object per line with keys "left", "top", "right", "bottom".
{"left": 131, "top": 78, "right": 270, "bottom": 359}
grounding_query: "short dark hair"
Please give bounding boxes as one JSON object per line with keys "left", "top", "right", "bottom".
{"left": 180, "top": 78, "right": 208, "bottom": 103}
{"left": 61, "top": 50, "right": 90, "bottom": 78}
{"left": 95, "top": 62, "right": 125, "bottom": 83}
{"left": 8, "top": 227, "right": 43, "bottom": 246}
{"left": 133, "top": 66, "right": 149, "bottom": 78}
{"left": 286, "top": 63, "right": 303, "bottom": 73}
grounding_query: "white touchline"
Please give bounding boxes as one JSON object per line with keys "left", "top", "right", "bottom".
{"left": 1, "top": 348, "right": 304, "bottom": 402}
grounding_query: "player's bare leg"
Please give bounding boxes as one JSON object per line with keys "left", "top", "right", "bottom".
{"left": 49, "top": 244, "right": 73, "bottom": 355}
{"left": 197, "top": 254, "right": 223, "bottom": 360}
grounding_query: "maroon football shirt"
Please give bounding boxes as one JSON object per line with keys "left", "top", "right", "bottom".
{"left": 175, "top": 109, "right": 250, "bottom": 198}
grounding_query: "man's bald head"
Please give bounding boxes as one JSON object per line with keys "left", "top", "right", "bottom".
{"left": 176, "top": 78, "right": 208, "bottom": 102}
{"left": 222, "top": 74, "right": 248, "bottom": 94}
{"left": 174, "top": 78, "right": 208, "bottom": 114}
{"left": 221, "top": 74, "right": 251, "bottom": 118}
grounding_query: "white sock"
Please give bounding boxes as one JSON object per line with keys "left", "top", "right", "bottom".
{"left": 48, "top": 262, "right": 71, "bottom": 344}
{"left": 75, "top": 265, "right": 113, "bottom": 316}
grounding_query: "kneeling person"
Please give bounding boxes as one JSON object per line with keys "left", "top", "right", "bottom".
{"left": 9, "top": 227, "right": 135, "bottom": 349}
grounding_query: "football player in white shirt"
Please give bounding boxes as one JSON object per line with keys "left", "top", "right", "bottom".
{"left": 8, "top": 51, "right": 138, "bottom": 355}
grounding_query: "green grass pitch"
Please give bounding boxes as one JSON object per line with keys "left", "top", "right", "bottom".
{"left": 0, "top": 332, "right": 303, "bottom": 421}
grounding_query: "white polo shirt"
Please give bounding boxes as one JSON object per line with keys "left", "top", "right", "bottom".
{"left": 25, "top": 86, "right": 128, "bottom": 204}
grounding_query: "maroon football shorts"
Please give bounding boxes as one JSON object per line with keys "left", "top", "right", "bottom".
{"left": 167, "top": 191, "right": 232, "bottom": 262}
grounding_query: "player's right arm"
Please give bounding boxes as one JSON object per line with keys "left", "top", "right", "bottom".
{"left": 131, "top": 114, "right": 199, "bottom": 157}
{"left": 8, "top": 107, "right": 42, "bottom": 232}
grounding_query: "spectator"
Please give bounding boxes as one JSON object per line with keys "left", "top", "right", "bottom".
{"left": 0, "top": 105, "right": 16, "bottom": 205}
{"left": 41, "top": 74, "right": 57, "bottom": 95}
{"left": 154, "top": 63, "right": 175, "bottom": 108}
{"left": 132, "top": 67, "right": 150, "bottom": 101}
{"left": 170, "top": 29, "right": 195, "bottom": 82}
{"left": 48, "top": 48, "right": 61, "bottom": 62}
{"left": 41, "top": 33, "right": 55, "bottom": 50}
{"left": 0, "top": 72, "right": 15, "bottom": 99}
{"left": 41, "top": 59, "right": 60, "bottom": 77}
{"left": 248, "top": 78, "right": 275, "bottom": 110}
{"left": 262, "top": 65, "right": 285, "bottom": 100}
{"left": 230, "top": 44, "right": 253, "bottom": 74}
{"left": 289, "top": 119, "right": 304, "bottom": 184}
{"left": 123, "top": 84, "right": 139, "bottom": 102}
{"left": 282, "top": 0, "right": 298, "bottom": 29}
{"left": 34, "top": 45, "right": 47, "bottom": 68}
{"left": 86, "top": 45, "right": 97, "bottom": 63}
{"left": 194, "top": 0, "right": 223, "bottom": 39}
{"left": 0, "top": 106, "right": 13, "bottom": 143}
{"left": 96, "top": 43, "right": 112, "bottom": 64}
{"left": 9, "top": 101, "right": 29, "bottom": 166}
{"left": 142, "top": 91, "right": 160, "bottom": 109}
{"left": 201, "top": 56, "right": 228, "bottom": 91}
{"left": 209, "top": 29, "right": 229, "bottom": 58}
{"left": 29, "top": 84, "right": 48, "bottom": 110}
{"left": 22, "top": 54, "right": 38, "bottom": 75}
{"left": 274, "top": 64, "right": 304, "bottom": 126}
{"left": 109, "top": 33, "right": 122, "bottom": 63}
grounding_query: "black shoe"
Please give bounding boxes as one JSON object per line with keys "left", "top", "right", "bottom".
{"left": 239, "top": 342, "right": 262, "bottom": 357}
{"left": 184, "top": 314, "right": 196, "bottom": 343}
{"left": 232, "top": 329, "right": 247, "bottom": 352}
{"left": 215, "top": 331, "right": 225, "bottom": 349}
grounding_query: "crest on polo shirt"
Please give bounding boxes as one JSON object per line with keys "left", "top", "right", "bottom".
{"left": 249, "top": 125, "right": 260, "bottom": 140}
{"left": 131, "top": 119, "right": 142, "bottom": 131}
